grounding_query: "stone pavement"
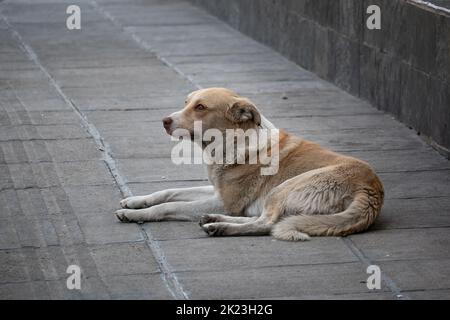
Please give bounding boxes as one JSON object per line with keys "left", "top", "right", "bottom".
{"left": 0, "top": 0, "right": 449, "bottom": 299}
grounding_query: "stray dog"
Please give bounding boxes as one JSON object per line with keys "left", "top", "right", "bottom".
{"left": 116, "top": 88, "right": 384, "bottom": 241}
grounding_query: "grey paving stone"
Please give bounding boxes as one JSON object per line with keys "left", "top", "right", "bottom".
{"left": 89, "top": 242, "right": 160, "bottom": 276}
{"left": 99, "top": 1, "right": 217, "bottom": 27}
{"left": 44, "top": 139, "right": 101, "bottom": 162}
{"left": 46, "top": 55, "right": 159, "bottom": 70}
{"left": 380, "top": 170, "right": 450, "bottom": 199}
{"left": 295, "top": 128, "right": 428, "bottom": 152}
{"left": 377, "top": 259, "right": 450, "bottom": 292}
{"left": 106, "top": 137, "right": 173, "bottom": 159}
{"left": 171, "top": 59, "right": 300, "bottom": 75}
{"left": 1, "top": 96, "right": 71, "bottom": 112}
{"left": 176, "top": 262, "right": 384, "bottom": 299}
{"left": 269, "top": 114, "right": 404, "bottom": 131}
{"left": 52, "top": 65, "right": 192, "bottom": 89}
{"left": 2, "top": 140, "right": 99, "bottom": 164}
{"left": 0, "top": 69, "right": 52, "bottom": 88}
{"left": 244, "top": 90, "right": 382, "bottom": 116}
{"left": 143, "top": 221, "right": 208, "bottom": 241}
{"left": 62, "top": 83, "right": 194, "bottom": 100}
{"left": 123, "top": 25, "right": 235, "bottom": 46}
{"left": 0, "top": 250, "right": 29, "bottom": 283}
{"left": 6, "top": 161, "right": 113, "bottom": 188}
{"left": 71, "top": 276, "right": 111, "bottom": 299}
{"left": 166, "top": 51, "right": 281, "bottom": 65}
{"left": 7, "top": 163, "right": 59, "bottom": 189}
{"left": 159, "top": 236, "right": 357, "bottom": 272}
{"left": 375, "top": 197, "right": 450, "bottom": 230}
{"left": 199, "top": 79, "right": 334, "bottom": 95}
{"left": 137, "top": 34, "right": 267, "bottom": 58}
{"left": 0, "top": 124, "right": 90, "bottom": 141}
{"left": 103, "top": 274, "right": 173, "bottom": 300}
{"left": 406, "top": 289, "right": 450, "bottom": 300}
{"left": 0, "top": 189, "right": 21, "bottom": 218}
{"left": 260, "top": 291, "right": 396, "bottom": 300}
{"left": 64, "top": 184, "right": 123, "bottom": 215}
{"left": 77, "top": 212, "right": 145, "bottom": 245}
{"left": 0, "top": 218, "right": 21, "bottom": 249}
{"left": 85, "top": 108, "right": 182, "bottom": 124}
{"left": 0, "top": 282, "right": 36, "bottom": 299}
{"left": 343, "top": 148, "right": 450, "bottom": 173}
{"left": 1, "top": 140, "right": 49, "bottom": 164}
{"left": 11, "top": 214, "right": 82, "bottom": 247}
{"left": 95, "top": 120, "right": 171, "bottom": 139}
{"left": 2, "top": 2, "right": 101, "bottom": 24}
{"left": 117, "top": 158, "right": 206, "bottom": 183}
{"left": 198, "top": 69, "right": 316, "bottom": 85}
{"left": 2, "top": 111, "right": 81, "bottom": 126}
{"left": 77, "top": 95, "right": 184, "bottom": 111}
{"left": 54, "top": 161, "right": 114, "bottom": 186}
{"left": 350, "top": 228, "right": 450, "bottom": 261}
{"left": 15, "top": 186, "right": 69, "bottom": 217}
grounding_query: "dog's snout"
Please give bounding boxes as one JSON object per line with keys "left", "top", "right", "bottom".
{"left": 162, "top": 117, "right": 173, "bottom": 129}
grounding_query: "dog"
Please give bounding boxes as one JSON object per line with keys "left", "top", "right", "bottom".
{"left": 115, "top": 88, "right": 384, "bottom": 241}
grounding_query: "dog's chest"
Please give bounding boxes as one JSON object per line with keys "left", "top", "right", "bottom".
{"left": 208, "top": 164, "right": 264, "bottom": 215}
{"left": 245, "top": 197, "right": 264, "bottom": 217}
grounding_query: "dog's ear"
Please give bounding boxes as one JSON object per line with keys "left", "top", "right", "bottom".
{"left": 226, "top": 99, "right": 261, "bottom": 126}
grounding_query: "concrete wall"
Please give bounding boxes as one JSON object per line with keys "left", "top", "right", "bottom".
{"left": 188, "top": 0, "right": 450, "bottom": 156}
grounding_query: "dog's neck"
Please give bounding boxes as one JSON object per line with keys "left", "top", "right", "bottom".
{"left": 200, "top": 115, "right": 278, "bottom": 168}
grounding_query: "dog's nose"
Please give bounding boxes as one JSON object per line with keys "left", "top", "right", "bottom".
{"left": 162, "top": 117, "right": 173, "bottom": 129}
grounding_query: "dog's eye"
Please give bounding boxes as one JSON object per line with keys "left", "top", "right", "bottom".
{"left": 195, "top": 104, "right": 206, "bottom": 111}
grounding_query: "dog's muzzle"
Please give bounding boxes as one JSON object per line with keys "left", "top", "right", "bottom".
{"left": 162, "top": 116, "right": 173, "bottom": 134}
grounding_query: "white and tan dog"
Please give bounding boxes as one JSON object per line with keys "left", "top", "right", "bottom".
{"left": 115, "top": 88, "right": 384, "bottom": 241}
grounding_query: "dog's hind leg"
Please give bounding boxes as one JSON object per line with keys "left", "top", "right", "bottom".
{"left": 199, "top": 214, "right": 257, "bottom": 226}
{"left": 120, "top": 185, "right": 215, "bottom": 209}
{"left": 201, "top": 216, "right": 273, "bottom": 237}
{"left": 199, "top": 183, "right": 302, "bottom": 237}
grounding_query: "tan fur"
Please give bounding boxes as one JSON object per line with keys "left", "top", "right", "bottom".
{"left": 116, "top": 88, "right": 384, "bottom": 241}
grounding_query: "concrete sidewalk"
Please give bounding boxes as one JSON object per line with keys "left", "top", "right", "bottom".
{"left": 1, "top": 0, "right": 449, "bottom": 299}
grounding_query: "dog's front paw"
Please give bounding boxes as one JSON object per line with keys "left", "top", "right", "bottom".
{"left": 115, "top": 209, "right": 131, "bottom": 222}
{"left": 120, "top": 196, "right": 147, "bottom": 209}
{"left": 199, "top": 214, "right": 220, "bottom": 226}
{"left": 201, "top": 223, "right": 226, "bottom": 236}
{"left": 115, "top": 209, "right": 144, "bottom": 223}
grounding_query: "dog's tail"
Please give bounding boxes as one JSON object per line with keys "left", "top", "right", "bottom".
{"left": 271, "top": 189, "right": 383, "bottom": 241}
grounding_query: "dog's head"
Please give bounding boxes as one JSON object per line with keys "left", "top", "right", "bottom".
{"left": 162, "top": 87, "right": 261, "bottom": 137}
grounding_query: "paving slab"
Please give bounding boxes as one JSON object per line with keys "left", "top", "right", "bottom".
{"left": 117, "top": 158, "right": 206, "bottom": 183}
{"left": 159, "top": 237, "right": 357, "bottom": 272}
{"left": 407, "top": 289, "right": 450, "bottom": 300}
{"left": 374, "top": 197, "right": 450, "bottom": 230}
{"left": 351, "top": 228, "right": 450, "bottom": 261}
{"left": 176, "top": 263, "right": 391, "bottom": 299}
{"left": 89, "top": 242, "right": 160, "bottom": 276}
{"left": 377, "top": 259, "right": 450, "bottom": 292}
